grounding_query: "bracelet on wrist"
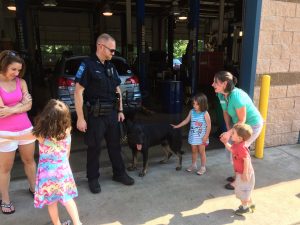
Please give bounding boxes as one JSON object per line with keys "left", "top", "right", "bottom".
{"left": 118, "top": 110, "right": 123, "bottom": 113}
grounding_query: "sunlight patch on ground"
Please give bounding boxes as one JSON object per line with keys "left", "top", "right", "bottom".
{"left": 100, "top": 222, "right": 122, "bottom": 225}
{"left": 141, "top": 214, "right": 174, "bottom": 225}
{"left": 180, "top": 179, "right": 300, "bottom": 224}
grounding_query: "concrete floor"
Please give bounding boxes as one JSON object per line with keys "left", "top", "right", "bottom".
{"left": 3, "top": 143, "right": 300, "bottom": 225}
{"left": 6, "top": 102, "right": 300, "bottom": 225}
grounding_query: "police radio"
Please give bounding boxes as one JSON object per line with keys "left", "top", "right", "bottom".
{"left": 106, "top": 68, "right": 113, "bottom": 78}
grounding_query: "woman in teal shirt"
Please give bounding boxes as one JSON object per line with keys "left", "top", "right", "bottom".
{"left": 212, "top": 71, "right": 263, "bottom": 190}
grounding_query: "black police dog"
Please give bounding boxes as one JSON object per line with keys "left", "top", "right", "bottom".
{"left": 126, "top": 121, "right": 183, "bottom": 177}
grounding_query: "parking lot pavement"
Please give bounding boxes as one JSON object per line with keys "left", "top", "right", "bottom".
{"left": 3, "top": 144, "right": 300, "bottom": 225}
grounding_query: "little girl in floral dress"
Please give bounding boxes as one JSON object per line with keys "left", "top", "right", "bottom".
{"left": 0, "top": 99, "right": 82, "bottom": 225}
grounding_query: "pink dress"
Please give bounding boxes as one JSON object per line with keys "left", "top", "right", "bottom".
{"left": 34, "top": 135, "right": 78, "bottom": 208}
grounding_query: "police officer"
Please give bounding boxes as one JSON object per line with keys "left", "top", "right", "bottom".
{"left": 74, "top": 33, "right": 134, "bottom": 193}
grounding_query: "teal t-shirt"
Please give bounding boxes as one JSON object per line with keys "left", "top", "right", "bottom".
{"left": 217, "top": 88, "right": 262, "bottom": 126}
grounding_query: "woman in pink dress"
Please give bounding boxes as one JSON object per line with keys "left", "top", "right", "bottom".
{"left": 0, "top": 50, "right": 36, "bottom": 214}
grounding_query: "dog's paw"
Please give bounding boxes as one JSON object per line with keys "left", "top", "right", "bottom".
{"left": 176, "top": 166, "right": 182, "bottom": 171}
{"left": 139, "top": 171, "right": 146, "bottom": 177}
{"left": 127, "top": 166, "right": 138, "bottom": 171}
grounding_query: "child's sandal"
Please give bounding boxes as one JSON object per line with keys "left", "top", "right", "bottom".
{"left": 186, "top": 165, "right": 197, "bottom": 172}
{"left": 196, "top": 167, "right": 206, "bottom": 175}
{"left": 1, "top": 200, "right": 15, "bottom": 214}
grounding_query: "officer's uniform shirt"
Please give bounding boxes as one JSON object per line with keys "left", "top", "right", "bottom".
{"left": 75, "top": 54, "right": 121, "bottom": 104}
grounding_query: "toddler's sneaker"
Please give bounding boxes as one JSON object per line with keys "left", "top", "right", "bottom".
{"left": 235, "top": 205, "right": 252, "bottom": 216}
{"left": 250, "top": 204, "right": 256, "bottom": 212}
{"left": 186, "top": 164, "right": 197, "bottom": 172}
{"left": 196, "top": 166, "right": 206, "bottom": 175}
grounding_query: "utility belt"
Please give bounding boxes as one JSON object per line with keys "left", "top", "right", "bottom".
{"left": 85, "top": 100, "right": 116, "bottom": 117}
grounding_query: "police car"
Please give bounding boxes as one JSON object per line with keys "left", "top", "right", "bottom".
{"left": 53, "top": 55, "right": 142, "bottom": 114}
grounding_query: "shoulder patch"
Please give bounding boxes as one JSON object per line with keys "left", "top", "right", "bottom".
{"left": 75, "top": 62, "right": 86, "bottom": 79}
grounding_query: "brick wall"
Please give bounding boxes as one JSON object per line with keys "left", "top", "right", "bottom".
{"left": 255, "top": 0, "right": 300, "bottom": 146}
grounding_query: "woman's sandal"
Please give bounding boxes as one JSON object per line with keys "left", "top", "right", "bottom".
{"left": 226, "top": 176, "right": 235, "bottom": 182}
{"left": 225, "top": 183, "right": 235, "bottom": 190}
{"left": 0, "top": 200, "right": 15, "bottom": 214}
{"left": 28, "top": 188, "right": 35, "bottom": 198}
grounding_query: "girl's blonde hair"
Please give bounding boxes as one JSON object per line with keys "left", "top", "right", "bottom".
{"left": 233, "top": 124, "right": 253, "bottom": 141}
{"left": 33, "top": 99, "right": 71, "bottom": 140}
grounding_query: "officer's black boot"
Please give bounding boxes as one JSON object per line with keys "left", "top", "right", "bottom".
{"left": 88, "top": 178, "right": 101, "bottom": 193}
{"left": 112, "top": 173, "right": 134, "bottom": 185}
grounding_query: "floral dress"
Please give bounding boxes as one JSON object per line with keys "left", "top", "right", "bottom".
{"left": 34, "top": 135, "right": 78, "bottom": 208}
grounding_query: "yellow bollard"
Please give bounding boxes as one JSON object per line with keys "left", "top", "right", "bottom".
{"left": 255, "top": 75, "right": 271, "bottom": 158}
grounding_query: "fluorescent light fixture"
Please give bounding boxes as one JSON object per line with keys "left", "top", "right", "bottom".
{"left": 102, "top": 4, "right": 113, "bottom": 16}
{"left": 239, "top": 31, "right": 243, "bottom": 37}
{"left": 103, "top": 11, "right": 113, "bottom": 16}
{"left": 7, "top": 0, "right": 16, "bottom": 11}
{"left": 42, "top": 0, "right": 58, "bottom": 7}
{"left": 178, "top": 16, "right": 187, "bottom": 20}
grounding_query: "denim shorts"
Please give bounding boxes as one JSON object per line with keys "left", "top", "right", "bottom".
{"left": 0, "top": 127, "right": 35, "bottom": 152}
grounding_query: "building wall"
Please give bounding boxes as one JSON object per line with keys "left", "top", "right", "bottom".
{"left": 0, "top": 3, "right": 17, "bottom": 49}
{"left": 39, "top": 11, "right": 91, "bottom": 45}
{"left": 256, "top": 0, "right": 300, "bottom": 146}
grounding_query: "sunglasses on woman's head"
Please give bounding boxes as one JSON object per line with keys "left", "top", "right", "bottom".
{"left": 0, "top": 50, "right": 19, "bottom": 62}
{"left": 5, "top": 51, "right": 20, "bottom": 59}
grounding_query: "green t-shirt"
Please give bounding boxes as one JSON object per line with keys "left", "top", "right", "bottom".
{"left": 217, "top": 88, "right": 262, "bottom": 126}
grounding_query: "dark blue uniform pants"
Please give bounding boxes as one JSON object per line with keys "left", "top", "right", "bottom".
{"left": 85, "top": 111, "right": 125, "bottom": 180}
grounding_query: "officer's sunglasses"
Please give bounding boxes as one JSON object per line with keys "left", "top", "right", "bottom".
{"left": 99, "top": 44, "right": 116, "bottom": 54}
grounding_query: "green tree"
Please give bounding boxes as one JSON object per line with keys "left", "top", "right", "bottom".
{"left": 173, "top": 40, "right": 204, "bottom": 59}
{"left": 173, "top": 40, "right": 188, "bottom": 58}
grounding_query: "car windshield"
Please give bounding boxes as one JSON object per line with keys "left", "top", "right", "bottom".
{"left": 111, "top": 58, "right": 132, "bottom": 75}
{"left": 64, "top": 58, "right": 85, "bottom": 76}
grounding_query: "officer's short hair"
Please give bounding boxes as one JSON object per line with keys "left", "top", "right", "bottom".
{"left": 97, "top": 33, "right": 115, "bottom": 44}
